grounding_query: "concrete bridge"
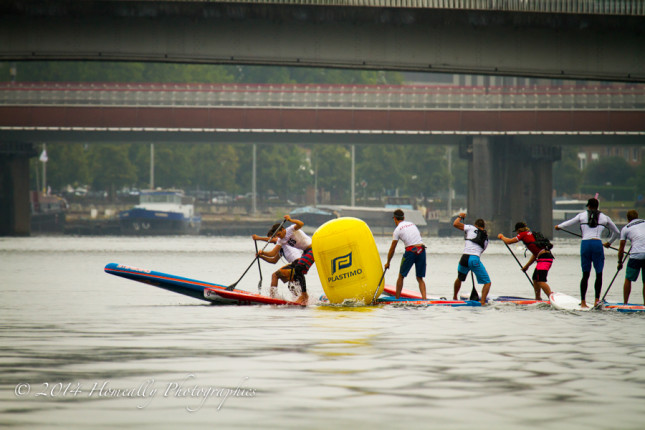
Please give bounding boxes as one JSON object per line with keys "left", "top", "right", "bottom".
{"left": 2, "top": 82, "right": 644, "bottom": 236}
{"left": 1, "top": 0, "right": 644, "bottom": 82}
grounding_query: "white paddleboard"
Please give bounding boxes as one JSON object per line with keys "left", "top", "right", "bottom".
{"left": 549, "top": 292, "right": 593, "bottom": 312}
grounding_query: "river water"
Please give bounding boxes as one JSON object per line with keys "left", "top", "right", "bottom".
{"left": 1, "top": 235, "right": 644, "bottom": 430}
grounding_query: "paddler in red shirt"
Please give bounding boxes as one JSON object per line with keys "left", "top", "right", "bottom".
{"left": 498, "top": 222, "right": 554, "bottom": 300}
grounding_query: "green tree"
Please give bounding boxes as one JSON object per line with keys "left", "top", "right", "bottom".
{"left": 402, "top": 145, "right": 450, "bottom": 197}
{"left": 88, "top": 144, "right": 137, "bottom": 197}
{"left": 151, "top": 143, "right": 193, "bottom": 189}
{"left": 313, "top": 145, "right": 351, "bottom": 203}
{"left": 553, "top": 146, "right": 582, "bottom": 195}
{"left": 190, "top": 143, "right": 240, "bottom": 192}
{"left": 40, "top": 143, "right": 90, "bottom": 191}
{"left": 356, "top": 144, "right": 404, "bottom": 197}
{"left": 583, "top": 156, "right": 635, "bottom": 187}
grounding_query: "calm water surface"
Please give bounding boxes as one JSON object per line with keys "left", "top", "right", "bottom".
{"left": 1, "top": 235, "right": 644, "bottom": 429}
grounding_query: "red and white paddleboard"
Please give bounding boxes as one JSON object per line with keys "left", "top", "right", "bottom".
{"left": 383, "top": 285, "right": 444, "bottom": 300}
{"left": 204, "top": 287, "right": 306, "bottom": 306}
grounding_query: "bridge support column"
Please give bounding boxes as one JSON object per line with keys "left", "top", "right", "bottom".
{"left": 0, "top": 143, "right": 37, "bottom": 236}
{"left": 460, "top": 137, "right": 560, "bottom": 237}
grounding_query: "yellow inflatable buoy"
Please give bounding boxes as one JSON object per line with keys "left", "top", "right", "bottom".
{"left": 312, "top": 217, "right": 384, "bottom": 304}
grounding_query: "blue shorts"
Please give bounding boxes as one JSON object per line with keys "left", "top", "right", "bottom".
{"left": 400, "top": 248, "right": 426, "bottom": 278}
{"left": 457, "top": 254, "right": 490, "bottom": 284}
{"left": 625, "top": 258, "right": 645, "bottom": 282}
{"left": 580, "top": 240, "right": 604, "bottom": 273}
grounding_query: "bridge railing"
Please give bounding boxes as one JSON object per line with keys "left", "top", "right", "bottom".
{"left": 1, "top": 82, "right": 645, "bottom": 110}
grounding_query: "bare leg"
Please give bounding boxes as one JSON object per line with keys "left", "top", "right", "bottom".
{"left": 480, "top": 282, "right": 491, "bottom": 306}
{"left": 417, "top": 276, "right": 427, "bottom": 300}
{"left": 535, "top": 281, "right": 552, "bottom": 300}
{"left": 453, "top": 278, "right": 462, "bottom": 300}
{"left": 623, "top": 279, "right": 632, "bottom": 304}
{"left": 642, "top": 281, "right": 645, "bottom": 305}
{"left": 533, "top": 282, "right": 542, "bottom": 300}
{"left": 395, "top": 274, "right": 404, "bottom": 299}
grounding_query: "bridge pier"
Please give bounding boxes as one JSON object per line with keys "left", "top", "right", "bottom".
{"left": 0, "top": 143, "right": 37, "bottom": 236}
{"left": 460, "top": 136, "right": 561, "bottom": 237}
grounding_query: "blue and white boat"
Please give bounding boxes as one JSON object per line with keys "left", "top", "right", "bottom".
{"left": 118, "top": 189, "right": 201, "bottom": 235}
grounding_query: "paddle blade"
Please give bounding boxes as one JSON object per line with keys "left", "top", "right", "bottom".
{"left": 469, "top": 287, "right": 480, "bottom": 301}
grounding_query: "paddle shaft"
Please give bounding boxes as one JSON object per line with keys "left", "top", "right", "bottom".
{"left": 469, "top": 271, "right": 480, "bottom": 301}
{"left": 558, "top": 228, "right": 619, "bottom": 251}
{"left": 371, "top": 267, "right": 388, "bottom": 304}
{"left": 227, "top": 218, "right": 286, "bottom": 290}
{"left": 599, "top": 245, "right": 632, "bottom": 304}
{"left": 503, "top": 242, "right": 534, "bottom": 287}
{"left": 254, "top": 240, "right": 263, "bottom": 292}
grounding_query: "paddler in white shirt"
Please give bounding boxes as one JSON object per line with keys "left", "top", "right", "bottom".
{"left": 617, "top": 210, "right": 645, "bottom": 305}
{"left": 384, "top": 209, "right": 427, "bottom": 299}
{"left": 452, "top": 212, "right": 491, "bottom": 306}
{"left": 253, "top": 232, "right": 303, "bottom": 298}
{"left": 555, "top": 197, "right": 620, "bottom": 308}
{"left": 258, "top": 215, "right": 314, "bottom": 305}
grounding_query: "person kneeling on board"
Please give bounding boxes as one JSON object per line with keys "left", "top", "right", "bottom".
{"left": 617, "top": 210, "right": 645, "bottom": 305}
{"left": 498, "top": 222, "right": 554, "bottom": 300}
{"left": 258, "top": 215, "right": 314, "bottom": 305}
{"left": 253, "top": 233, "right": 303, "bottom": 298}
{"left": 453, "top": 212, "right": 491, "bottom": 305}
{"left": 384, "top": 209, "right": 427, "bottom": 299}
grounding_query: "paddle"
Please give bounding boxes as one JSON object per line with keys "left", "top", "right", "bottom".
{"left": 227, "top": 218, "right": 286, "bottom": 291}
{"left": 469, "top": 271, "right": 480, "bottom": 301}
{"left": 371, "top": 267, "right": 388, "bottom": 304}
{"left": 558, "top": 228, "right": 620, "bottom": 251}
{"left": 594, "top": 245, "right": 632, "bottom": 310}
{"left": 254, "top": 240, "right": 263, "bottom": 293}
{"left": 502, "top": 242, "right": 534, "bottom": 288}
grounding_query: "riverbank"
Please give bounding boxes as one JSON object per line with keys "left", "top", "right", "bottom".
{"left": 54, "top": 200, "right": 631, "bottom": 238}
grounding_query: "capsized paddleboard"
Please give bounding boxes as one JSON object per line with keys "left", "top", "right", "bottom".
{"left": 549, "top": 292, "right": 593, "bottom": 311}
{"left": 204, "top": 287, "right": 306, "bottom": 306}
{"left": 105, "top": 262, "right": 228, "bottom": 302}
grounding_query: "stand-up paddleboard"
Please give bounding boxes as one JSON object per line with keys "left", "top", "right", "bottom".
{"left": 376, "top": 297, "right": 482, "bottom": 307}
{"left": 318, "top": 294, "right": 481, "bottom": 307}
{"left": 549, "top": 292, "right": 593, "bottom": 311}
{"left": 491, "top": 297, "right": 550, "bottom": 305}
{"left": 600, "top": 303, "right": 645, "bottom": 313}
{"left": 105, "top": 262, "right": 227, "bottom": 302}
{"left": 105, "top": 263, "right": 303, "bottom": 306}
{"left": 383, "top": 285, "right": 444, "bottom": 300}
{"left": 387, "top": 285, "right": 547, "bottom": 305}
{"left": 204, "top": 287, "right": 306, "bottom": 306}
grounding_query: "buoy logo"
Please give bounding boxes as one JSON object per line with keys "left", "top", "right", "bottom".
{"left": 328, "top": 251, "right": 362, "bottom": 283}
{"left": 331, "top": 252, "right": 352, "bottom": 274}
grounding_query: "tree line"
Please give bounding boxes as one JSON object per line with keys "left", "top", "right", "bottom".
{"left": 34, "top": 142, "right": 463, "bottom": 205}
